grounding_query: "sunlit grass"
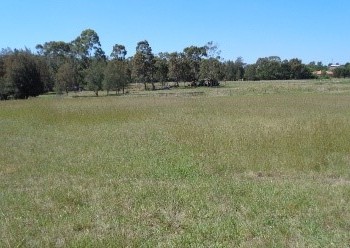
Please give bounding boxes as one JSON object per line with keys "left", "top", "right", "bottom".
{"left": 1, "top": 80, "right": 350, "bottom": 247}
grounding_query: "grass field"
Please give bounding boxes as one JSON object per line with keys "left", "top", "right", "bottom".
{"left": 1, "top": 80, "right": 350, "bottom": 247}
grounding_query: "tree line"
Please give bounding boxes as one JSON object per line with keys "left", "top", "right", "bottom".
{"left": 1, "top": 29, "right": 348, "bottom": 100}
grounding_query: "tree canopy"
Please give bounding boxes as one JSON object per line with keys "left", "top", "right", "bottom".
{"left": 2, "top": 28, "right": 347, "bottom": 100}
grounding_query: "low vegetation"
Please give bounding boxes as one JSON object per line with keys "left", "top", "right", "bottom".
{"left": 1, "top": 80, "right": 350, "bottom": 247}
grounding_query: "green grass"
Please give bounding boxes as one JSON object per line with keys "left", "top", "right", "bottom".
{"left": 1, "top": 80, "right": 350, "bottom": 247}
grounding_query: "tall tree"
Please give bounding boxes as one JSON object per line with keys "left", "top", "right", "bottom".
{"left": 223, "top": 57, "right": 245, "bottom": 81}
{"left": 5, "top": 51, "right": 44, "bottom": 99}
{"left": 199, "top": 58, "right": 222, "bottom": 86}
{"left": 35, "top": 41, "right": 72, "bottom": 73}
{"left": 71, "top": 29, "right": 105, "bottom": 59}
{"left": 85, "top": 60, "right": 106, "bottom": 96}
{"left": 244, "top": 64, "right": 258, "bottom": 81}
{"left": 223, "top": 60, "right": 236, "bottom": 81}
{"left": 183, "top": 45, "right": 207, "bottom": 83}
{"left": 55, "top": 61, "right": 79, "bottom": 94}
{"left": 279, "top": 59, "right": 291, "bottom": 79}
{"left": 132, "top": 40, "right": 155, "bottom": 90}
{"left": 255, "top": 56, "right": 282, "bottom": 80}
{"left": 288, "top": 58, "right": 312, "bottom": 79}
{"left": 234, "top": 57, "right": 245, "bottom": 81}
{"left": 168, "top": 52, "right": 191, "bottom": 87}
{"left": 35, "top": 56, "right": 54, "bottom": 92}
{"left": 154, "top": 54, "right": 169, "bottom": 86}
{"left": 205, "top": 41, "right": 221, "bottom": 59}
{"left": 103, "top": 60, "right": 130, "bottom": 95}
{"left": 110, "top": 44, "right": 127, "bottom": 61}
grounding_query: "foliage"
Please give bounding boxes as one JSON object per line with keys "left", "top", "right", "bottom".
{"left": 199, "top": 58, "right": 223, "bottom": 86}
{"left": 71, "top": 29, "right": 106, "bottom": 61}
{"left": 55, "top": 60, "right": 80, "bottom": 94}
{"left": 183, "top": 45, "right": 207, "bottom": 83}
{"left": 110, "top": 44, "right": 127, "bottom": 61}
{"left": 307, "top": 61, "right": 327, "bottom": 72}
{"left": 253, "top": 56, "right": 314, "bottom": 81}
{"left": 36, "top": 41, "right": 72, "bottom": 73}
{"left": 103, "top": 60, "right": 131, "bottom": 94}
{"left": 2, "top": 51, "right": 45, "bottom": 99}
{"left": 154, "top": 55, "right": 169, "bottom": 86}
{"left": 224, "top": 57, "right": 245, "bottom": 81}
{"left": 85, "top": 60, "right": 106, "bottom": 96}
{"left": 1, "top": 29, "right": 348, "bottom": 99}
{"left": 167, "top": 52, "right": 190, "bottom": 86}
{"left": 288, "top": 58, "right": 313, "bottom": 79}
{"left": 132, "top": 40, "right": 155, "bottom": 90}
{"left": 0, "top": 76, "right": 13, "bottom": 100}
{"left": 36, "top": 56, "right": 55, "bottom": 92}
{"left": 333, "top": 63, "right": 350, "bottom": 78}
{"left": 256, "top": 56, "right": 283, "bottom": 80}
{"left": 244, "top": 64, "right": 258, "bottom": 81}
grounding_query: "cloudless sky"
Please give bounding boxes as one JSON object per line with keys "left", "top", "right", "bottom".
{"left": 1, "top": 0, "right": 349, "bottom": 64}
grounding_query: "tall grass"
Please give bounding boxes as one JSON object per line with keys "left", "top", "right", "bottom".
{"left": 1, "top": 81, "right": 350, "bottom": 247}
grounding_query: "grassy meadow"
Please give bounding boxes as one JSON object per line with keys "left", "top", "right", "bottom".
{"left": 1, "top": 79, "right": 350, "bottom": 247}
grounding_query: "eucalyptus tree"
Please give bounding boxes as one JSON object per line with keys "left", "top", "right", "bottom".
{"left": 69, "top": 29, "right": 106, "bottom": 91}
{"left": 199, "top": 58, "right": 222, "bottom": 86}
{"left": 223, "top": 60, "right": 236, "bottom": 81}
{"left": 71, "top": 29, "right": 106, "bottom": 62}
{"left": 35, "top": 41, "right": 72, "bottom": 73}
{"left": 183, "top": 45, "right": 207, "bottom": 83}
{"left": 234, "top": 57, "right": 245, "bottom": 81}
{"left": 255, "top": 56, "right": 283, "bottom": 80}
{"left": 132, "top": 40, "right": 155, "bottom": 90}
{"left": 204, "top": 41, "right": 221, "bottom": 59}
{"left": 244, "top": 64, "right": 258, "bottom": 81}
{"left": 110, "top": 44, "right": 127, "bottom": 61}
{"left": 103, "top": 60, "right": 131, "bottom": 95}
{"left": 55, "top": 60, "right": 79, "bottom": 94}
{"left": 85, "top": 60, "right": 106, "bottom": 96}
{"left": 167, "top": 52, "right": 191, "bottom": 87}
{"left": 167, "top": 52, "right": 182, "bottom": 87}
{"left": 154, "top": 53, "right": 169, "bottom": 86}
{"left": 224, "top": 57, "right": 245, "bottom": 81}
{"left": 36, "top": 55, "right": 55, "bottom": 92}
{"left": 288, "top": 58, "right": 312, "bottom": 79}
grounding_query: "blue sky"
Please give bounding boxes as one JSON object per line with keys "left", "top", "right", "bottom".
{"left": 1, "top": 0, "right": 349, "bottom": 64}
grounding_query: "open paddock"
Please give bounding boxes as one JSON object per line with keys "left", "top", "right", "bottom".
{"left": 1, "top": 80, "right": 350, "bottom": 247}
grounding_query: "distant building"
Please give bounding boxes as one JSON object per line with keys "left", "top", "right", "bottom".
{"left": 312, "top": 70, "right": 334, "bottom": 76}
{"left": 312, "top": 64, "right": 342, "bottom": 77}
{"left": 313, "top": 70, "right": 323, "bottom": 76}
{"left": 328, "top": 64, "right": 342, "bottom": 70}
